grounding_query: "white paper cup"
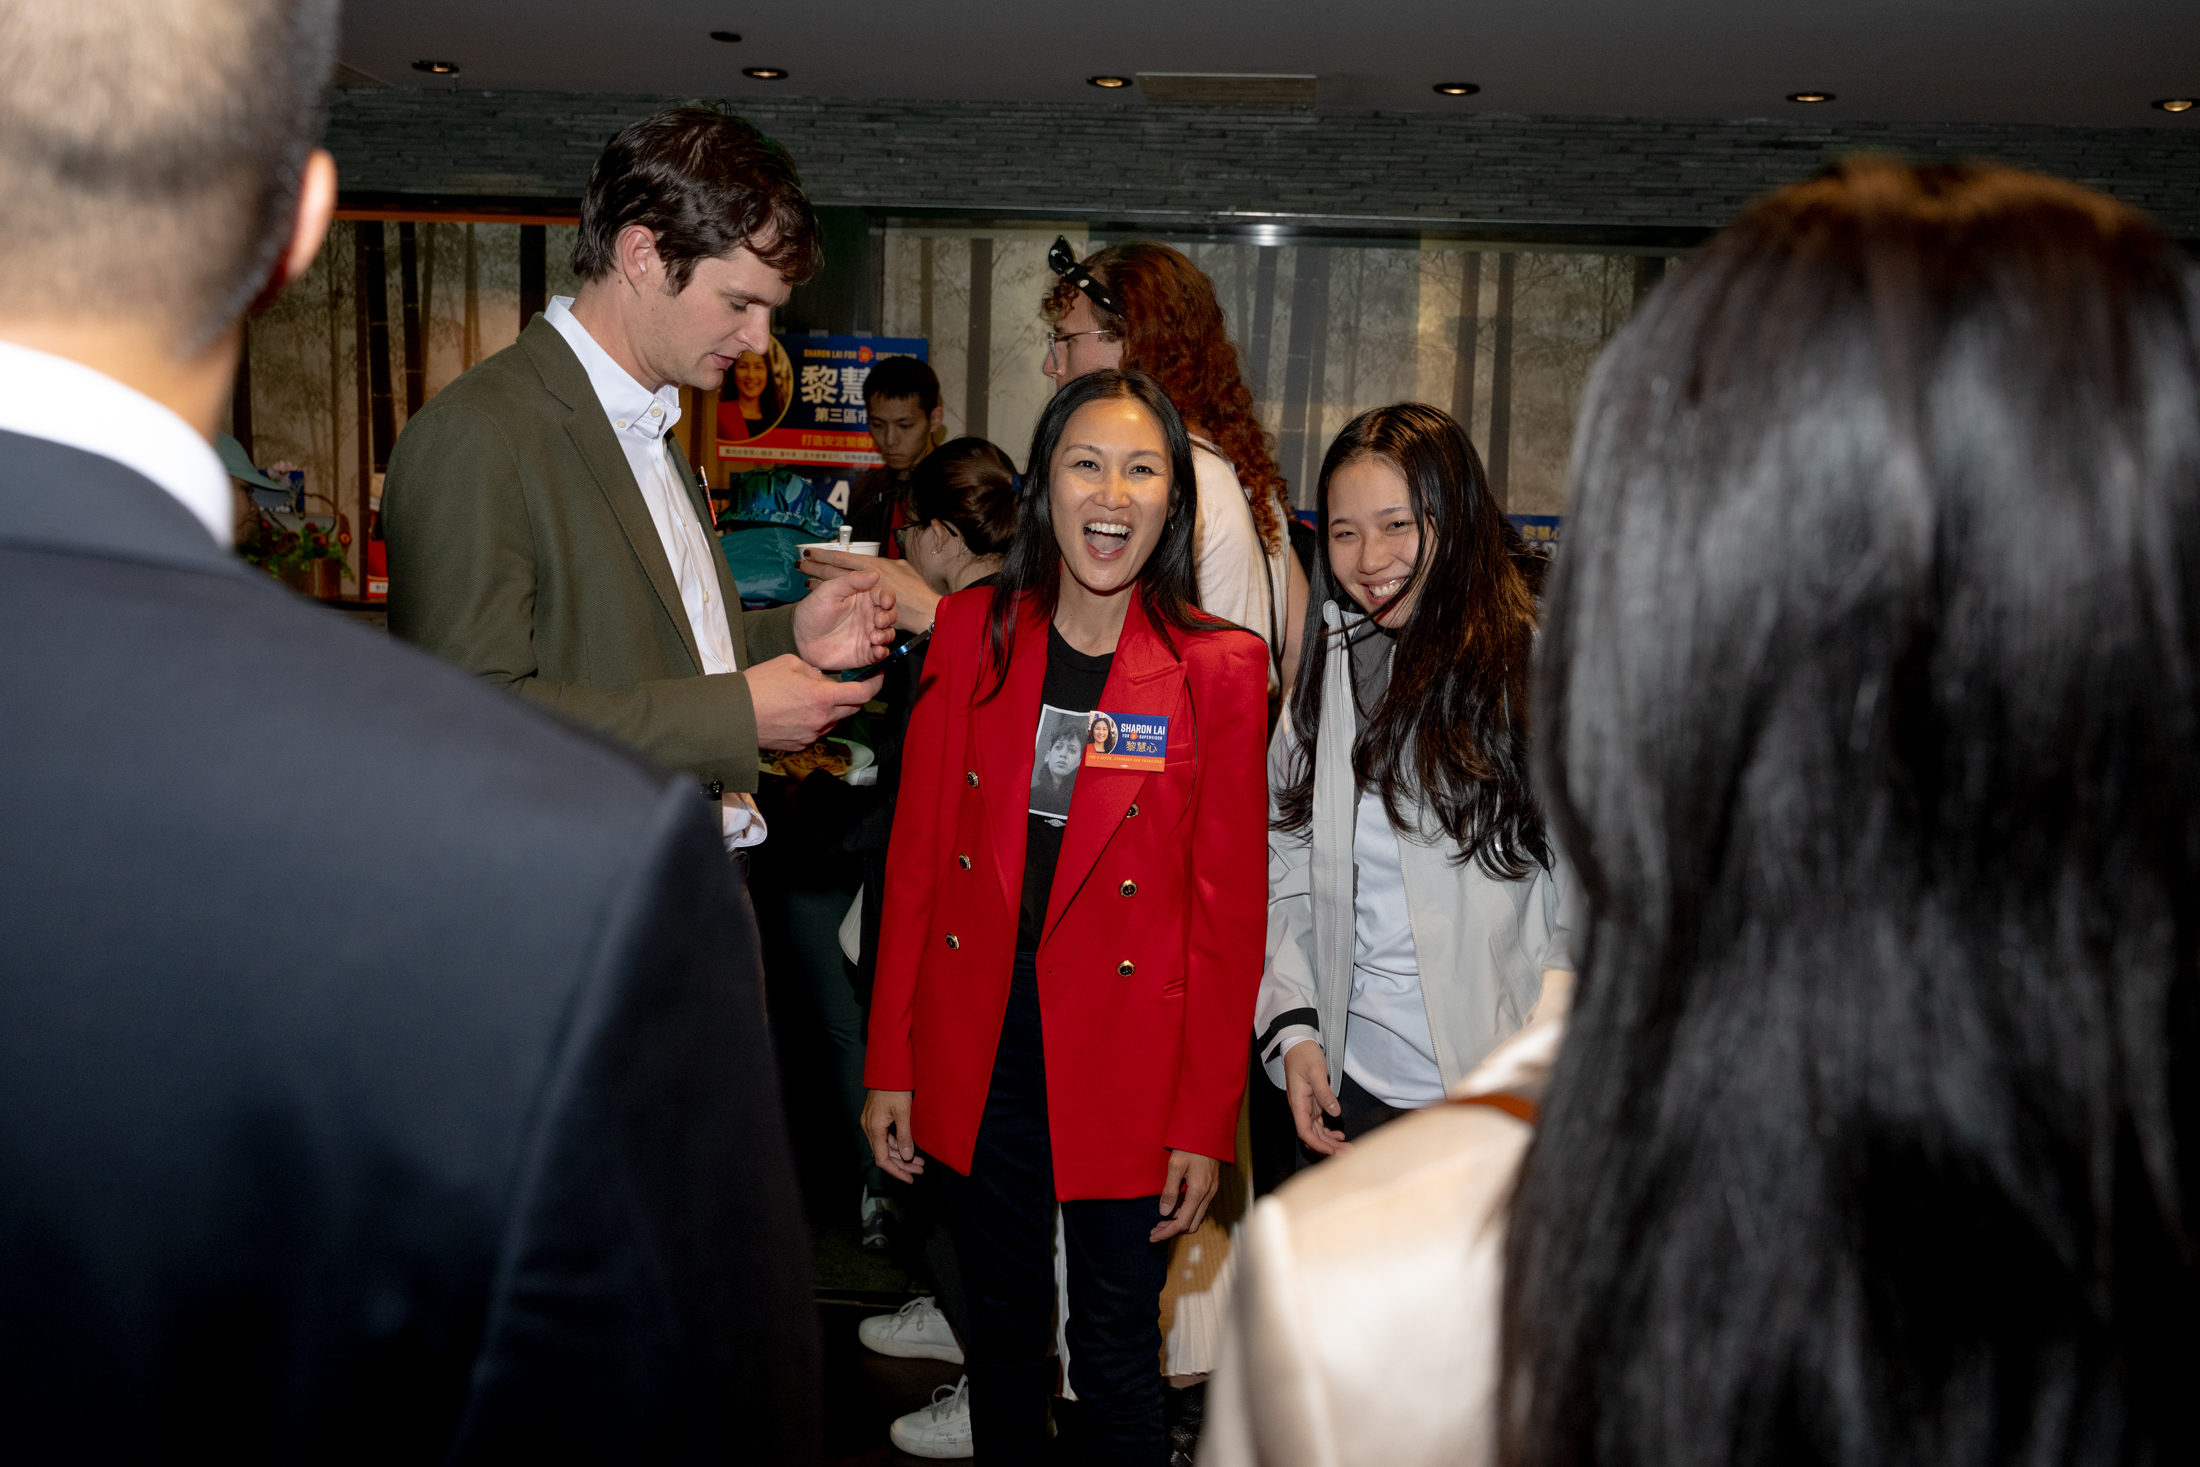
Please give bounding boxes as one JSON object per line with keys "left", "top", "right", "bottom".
{"left": 798, "top": 541, "right": 882, "bottom": 559}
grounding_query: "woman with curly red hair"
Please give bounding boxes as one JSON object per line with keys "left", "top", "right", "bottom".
{"left": 1043, "top": 238, "right": 1307, "bottom": 701}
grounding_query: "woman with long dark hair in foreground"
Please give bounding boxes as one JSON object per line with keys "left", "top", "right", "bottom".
{"left": 863, "top": 369, "right": 1268, "bottom": 1462}
{"left": 1204, "top": 158, "right": 2200, "bottom": 1467}
{"left": 1259, "top": 403, "right": 1576, "bottom": 1163}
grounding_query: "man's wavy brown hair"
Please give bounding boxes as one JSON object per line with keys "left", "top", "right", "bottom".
{"left": 1043, "top": 241, "right": 1291, "bottom": 553}
{"left": 573, "top": 107, "right": 821, "bottom": 290}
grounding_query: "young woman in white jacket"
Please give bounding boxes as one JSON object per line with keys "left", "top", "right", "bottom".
{"left": 1258, "top": 402, "right": 1580, "bottom": 1159}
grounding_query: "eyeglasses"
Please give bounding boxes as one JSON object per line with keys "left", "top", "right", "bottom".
{"left": 1044, "top": 328, "right": 1119, "bottom": 368}
{"left": 894, "top": 521, "right": 926, "bottom": 547}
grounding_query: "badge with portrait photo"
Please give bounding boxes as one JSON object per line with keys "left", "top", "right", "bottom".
{"left": 1083, "top": 711, "right": 1167, "bottom": 771}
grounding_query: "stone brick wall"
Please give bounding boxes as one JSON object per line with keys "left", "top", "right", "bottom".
{"left": 325, "top": 90, "right": 2200, "bottom": 238}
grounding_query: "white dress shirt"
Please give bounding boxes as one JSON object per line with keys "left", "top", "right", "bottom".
{"left": 0, "top": 338, "right": 232, "bottom": 544}
{"left": 543, "top": 298, "right": 764, "bottom": 849}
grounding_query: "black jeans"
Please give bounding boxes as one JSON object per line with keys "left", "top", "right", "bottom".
{"left": 929, "top": 952, "right": 1169, "bottom": 1464}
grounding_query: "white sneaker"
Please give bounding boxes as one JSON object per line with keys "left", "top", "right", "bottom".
{"left": 857, "top": 1295, "right": 965, "bottom": 1364}
{"left": 889, "top": 1375, "right": 971, "bottom": 1460}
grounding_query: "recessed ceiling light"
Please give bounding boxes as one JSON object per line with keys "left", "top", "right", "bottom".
{"left": 710, "top": 30, "right": 741, "bottom": 43}
{"left": 1432, "top": 82, "right": 1480, "bottom": 97}
{"left": 743, "top": 66, "right": 788, "bottom": 80}
{"left": 1087, "top": 75, "right": 1131, "bottom": 89}
{"left": 1787, "top": 90, "right": 1835, "bottom": 103}
{"left": 2156, "top": 97, "right": 2196, "bottom": 113}
{"left": 411, "top": 59, "right": 460, "bottom": 76}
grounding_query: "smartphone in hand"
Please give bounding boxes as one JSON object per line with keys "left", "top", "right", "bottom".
{"left": 838, "top": 628, "right": 932, "bottom": 683}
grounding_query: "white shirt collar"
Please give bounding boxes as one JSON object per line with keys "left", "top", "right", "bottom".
{"left": 543, "top": 296, "right": 682, "bottom": 442}
{"left": 0, "top": 338, "right": 233, "bottom": 545}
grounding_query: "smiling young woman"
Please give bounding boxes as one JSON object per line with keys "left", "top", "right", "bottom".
{"left": 1259, "top": 403, "right": 1580, "bottom": 1164}
{"left": 862, "top": 369, "right": 1270, "bottom": 1461}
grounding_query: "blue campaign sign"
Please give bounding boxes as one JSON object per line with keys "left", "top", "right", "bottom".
{"left": 1509, "top": 514, "right": 1563, "bottom": 550}
{"left": 719, "top": 334, "right": 929, "bottom": 469}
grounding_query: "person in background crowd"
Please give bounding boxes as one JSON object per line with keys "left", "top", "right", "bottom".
{"left": 1259, "top": 403, "right": 1577, "bottom": 1167}
{"left": 863, "top": 370, "right": 1267, "bottom": 1462}
{"left": 383, "top": 107, "right": 895, "bottom": 864}
{"left": 1205, "top": 159, "right": 2200, "bottom": 1467}
{"left": 892, "top": 436, "right": 1018, "bottom": 611}
{"left": 845, "top": 353, "right": 945, "bottom": 557}
{"left": 845, "top": 436, "right": 1020, "bottom": 1461}
{"left": 1042, "top": 238, "right": 1308, "bottom": 705}
{"left": 0, "top": 0, "right": 818, "bottom": 1457}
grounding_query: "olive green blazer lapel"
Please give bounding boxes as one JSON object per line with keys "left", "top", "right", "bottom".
{"left": 519, "top": 319, "right": 704, "bottom": 674}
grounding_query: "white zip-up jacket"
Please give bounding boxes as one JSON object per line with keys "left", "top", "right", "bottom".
{"left": 1256, "top": 599, "right": 1581, "bottom": 1095}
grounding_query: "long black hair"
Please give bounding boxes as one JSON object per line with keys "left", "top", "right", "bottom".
{"left": 1275, "top": 403, "right": 1547, "bottom": 879}
{"left": 982, "top": 369, "right": 1217, "bottom": 697}
{"left": 1506, "top": 159, "right": 2200, "bottom": 1467}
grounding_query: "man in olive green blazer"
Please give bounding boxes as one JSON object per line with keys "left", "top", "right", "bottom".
{"left": 382, "top": 110, "right": 890, "bottom": 803}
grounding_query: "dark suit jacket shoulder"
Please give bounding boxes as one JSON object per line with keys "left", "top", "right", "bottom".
{"left": 382, "top": 316, "right": 798, "bottom": 790}
{"left": 0, "top": 433, "right": 817, "bottom": 1460}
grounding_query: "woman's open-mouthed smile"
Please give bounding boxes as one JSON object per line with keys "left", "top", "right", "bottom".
{"left": 1049, "top": 398, "right": 1171, "bottom": 598}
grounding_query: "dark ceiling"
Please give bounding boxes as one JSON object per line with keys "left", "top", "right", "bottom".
{"left": 338, "top": 0, "right": 2200, "bottom": 127}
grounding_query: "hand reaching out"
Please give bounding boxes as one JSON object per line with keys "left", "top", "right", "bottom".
{"left": 802, "top": 548, "right": 940, "bottom": 635}
{"left": 791, "top": 566, "right": 898, "bottom": 670}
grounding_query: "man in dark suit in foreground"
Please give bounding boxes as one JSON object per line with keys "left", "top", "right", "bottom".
{"left": 0, "top": 1, "right": 818, "bottom": 1458}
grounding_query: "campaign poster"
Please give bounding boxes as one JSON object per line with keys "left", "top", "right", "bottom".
{"left": 1508, "top": 514, "right": 1563, "bottom": 551}
{"left": 718, "top": 333, "right": 929, "bottom": 470}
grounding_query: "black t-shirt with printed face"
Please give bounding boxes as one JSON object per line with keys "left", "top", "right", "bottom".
{"left": 1018, "top": 625, "right": 1114, "bottom": 952}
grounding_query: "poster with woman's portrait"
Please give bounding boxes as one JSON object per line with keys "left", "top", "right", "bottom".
{"left": 714, "top": 334, "right": 928, "bottom": 474}
{"left": 717, "top": 336, "right": 795, "bottom": 443}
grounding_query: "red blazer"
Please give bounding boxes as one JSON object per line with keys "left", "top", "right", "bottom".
{"left": 865, "top": 586, "right": 1269, "bottom": 1199}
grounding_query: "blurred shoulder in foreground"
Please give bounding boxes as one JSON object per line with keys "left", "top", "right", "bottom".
{"left": 0, "top": 0, "right": 816, "bottom": 1457}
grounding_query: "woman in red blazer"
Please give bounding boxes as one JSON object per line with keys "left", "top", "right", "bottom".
{"left": 864, "top": 369, "right": 1268, "bottom": 1462}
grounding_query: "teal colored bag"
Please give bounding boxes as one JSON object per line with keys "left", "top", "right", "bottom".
{"left": 714, "top": 466, "right": 855, "bottom": 606}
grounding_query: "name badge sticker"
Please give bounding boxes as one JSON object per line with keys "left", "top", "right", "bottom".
{"left": 1083, "top": 711, "right": 1167, "bottom": 771}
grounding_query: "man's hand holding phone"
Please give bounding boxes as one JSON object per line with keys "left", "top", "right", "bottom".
{"left": 837, "top": 627, "right": 932, "bottom": 683}
{"left": 746, "top": 654, "right": 882, "bottom": 750}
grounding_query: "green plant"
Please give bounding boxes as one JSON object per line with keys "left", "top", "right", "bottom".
{"left": 237, "top": 509, "right": 353, "bottom": 584}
